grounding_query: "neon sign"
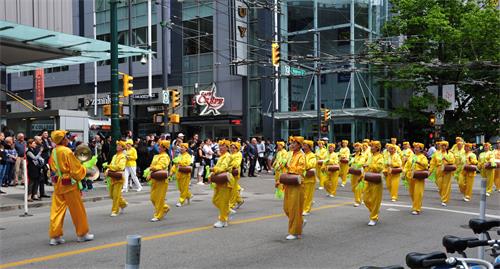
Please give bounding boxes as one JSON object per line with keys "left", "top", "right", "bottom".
{"left": 195, "top": 83, "right": 225, "bottom": 116}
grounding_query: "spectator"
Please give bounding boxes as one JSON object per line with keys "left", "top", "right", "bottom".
{"left": 0, "top": 132, "right": 5, "bottom": 193}
{"left": 26, "top": 139, "right": 43, "bottom": 201}
{"left": 427, "top": 143, "right": 436, "bottom": 159}
{"left": 34, "top": 136, "right": 49, "bottom": 197}
{"left": 265, "top": 139, "right": 275, "bottom": 173}
{"left": 202, "top": 139, "right": 214, "bottom": 168}
{"left": 40, "top": 130, "right": 53, "bottom": 188}
{"left": 103, "top": 135, "right": 112, "bottom": 163}
{"left": 194, "top": 140, "right": 205, "bottom": 184}
{"left": 14, "top": 133, "right": 26, "bottom": 185}
{"left": 257, "top": 138, "right": 266, "bottom": 173}
{"left": 2, "top": 137, "right": 17, "bottom": 187}
{"left": 247, "top": 138, "right": 258, "bottom": 177}
{"left": 67, "top": 133, "right": 78, "bottom": 151}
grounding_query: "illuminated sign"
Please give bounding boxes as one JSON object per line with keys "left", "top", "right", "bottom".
{"left": 195, "top": 83, "right": 224, "bottom": 116}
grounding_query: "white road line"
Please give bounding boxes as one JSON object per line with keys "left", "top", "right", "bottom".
{"left": 381, "top": 203, "right": 500, "bottom": 219}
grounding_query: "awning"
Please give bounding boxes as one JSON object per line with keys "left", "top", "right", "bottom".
{"left": 263, "top": 108, "right": 393, "bottom": 120}
{"left": 0, "top": 20, "right": 151, "bottom": 73}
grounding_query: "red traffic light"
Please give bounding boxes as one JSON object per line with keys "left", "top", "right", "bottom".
{"left": 230, "top": 119, "right": 242, "bottom": 125}
{"left": 429, "top": 133, "right": 434, "bottom": 139}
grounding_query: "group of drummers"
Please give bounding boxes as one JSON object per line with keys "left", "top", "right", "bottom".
{"left": 46, "top": 129, "right": 499, "bottom": 244}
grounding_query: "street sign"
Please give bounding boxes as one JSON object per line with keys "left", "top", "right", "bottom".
{"left": 283, "top": 65, "right": 291, "bottom": 76}
{"left": 290, "top": 67, "right": 306, "bottom": 76}
{"left": 435, "top": 111, "right": 444, "bottom": 125}
{"left": 162, "top": 90, "right": 170, "bottom": 105}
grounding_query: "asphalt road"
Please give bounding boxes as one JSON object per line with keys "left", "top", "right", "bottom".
{"left": 0, "top": 174, "right": 499, "bottom": 269}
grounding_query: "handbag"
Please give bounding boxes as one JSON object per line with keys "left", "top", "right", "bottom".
{"left": 211, "top": 172, "right": 230, "bottom": 184}
{"left": 364, "top": 172, "right": 382, "bottom": 183}
{"left": 327, "top": 165, "right": 340, "bottom": 172}
{"left": 413, "top": 170, "right": 429, "bottom": 180}
{"left": 279, "top": 173, "right": 301, "bottom": 185}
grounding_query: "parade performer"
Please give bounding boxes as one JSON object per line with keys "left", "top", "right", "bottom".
{"left": 430, "top": 141, "right": 455, "bottom": 206}
{"left": 272, "top": 141, "right": 288, "bottom": 199}
{"left": 302, "top": 140, "right": 317, "bottom": 216}
{"left": 460, "top": 143, "right": 478, "bottom": 202}
{"left": 210, "top": 139, "right": 234, "bottom": 228}
{"left": 123, "top": 140, "right": 142, "bottom": 192}
{"left": 229, "top": 141, "right": 244, "bottom": 211}
{"left": 48, "top": 130, "right": 94, "bottom": 245}
{"left": 390, "top": 137, "right": 402, "bottom": 156}
{"left": 450, "top": 137, "right": 464, "bottom": 155}
{"left": 282, "top": 136, "right": 306, "bottom": 240}
{"left": 363, "top": 141, "right": 385, "bottom": 226}
{"left": 324, "top": 143, "right": 339, "bottom": 198}
{"left": 401, "top": 141, "right": 414, "bottom": 168}
{"left": 495, "top": 141, "right": 500, "bottom": 192}
{"left": 362, "top": 142, "right": 372, "bottom": 160}
{"left": 106, "top": 141, "right": 128, "bottom": 217}
{"left": 479, "top": 142, "right": 496, "bottom": 196}
{"left": 315, "top": 140, "right": 328, "bottom": 190}
{"left": 350, "top": 142, "right": 366, "bottom": 207}
{"left": 385, "top": 144, "right": 402, "bottom": 202}
{"left": 404, "top": 142, "right": 428, "bottom": 215}
{"left": 147, "top": 140, "right": 171, "bottom": 222}
{"left": 339, "top": 140, "right": 350, "bottom": 187}
{"left": 452, "top": 141, "right": 466, "bottom": 196}
{"left": 174, "top": 143, "right": 193, "bottom": 207}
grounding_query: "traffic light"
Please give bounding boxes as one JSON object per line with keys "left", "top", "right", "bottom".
{"left": 271, "top": 42, "right": 280, "bottom": 67}
{"left": 153, "top": 113, "right": 164, "bottom": 124}
{"left": 169, "top": 89, "right": 181, "bottom": 109}
{"left": 122, "top": 73, "right": 134, "bottom": 97}
{"left": 321, "top": 125, "right": 329, "bottom": 134}
{"left": 169, "top": 113, "right": 180, "bottom": 124}
{"left": 323, "top": 109, "right": 332, "bottom": 122}
{"left": 429, "top": 114, "right": 436, "bottom": 126}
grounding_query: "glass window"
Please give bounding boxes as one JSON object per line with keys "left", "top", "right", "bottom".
{"left": 355, "top": 1, "right": 369, "bottom": 29}
{"left": 287, "top": 1, "right": 313, "bottom": 33}
{"left": 317, "top": 1, "right": 351, "bottom": 27}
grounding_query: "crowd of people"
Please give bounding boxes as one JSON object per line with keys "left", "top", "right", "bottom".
{"left": 1, "top": 127, "right": 499, "bottom": 244}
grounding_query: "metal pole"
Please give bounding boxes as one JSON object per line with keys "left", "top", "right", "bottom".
{"left": 128, "top": 0, "right": 134, "bottom": 134}
{"left": 147, "top": 0, "right": 152, "bottom": 97}
{"left": 272, "top": 0, "right": 279, "bottom": 143}
{"left": 110, "top": 0, "right": 120, "bottom": 154}
{"left": 93, "top": 0, "right": 98, "bottom": 116}
{"left": 162, "top": 0, "right": 169, "bottom": 134}
{"left": 316, "top": 32, "right": 321, "bottom": 141}
{"left": 19, "top": 146, "right": 32, "bottom": 217}
{"left": 477, "top": 178, "right": 487, "bottom": 259}
{"left": 125, "top": 235, "right": 141, "bottom": 269}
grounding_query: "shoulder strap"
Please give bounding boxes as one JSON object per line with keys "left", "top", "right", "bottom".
{"left": 52, "top": 147, "right": 63, "bottom": 178}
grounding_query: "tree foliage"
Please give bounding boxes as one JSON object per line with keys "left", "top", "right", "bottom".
{"left": 368, "top": 0, "right": 500, "bottom": 140}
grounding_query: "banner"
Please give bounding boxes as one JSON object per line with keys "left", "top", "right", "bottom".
{"left": 34, "top": 69, "right": 45, "bottom": 108}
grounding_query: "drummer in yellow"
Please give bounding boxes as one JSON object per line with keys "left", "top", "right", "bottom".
{"left": 229, "top": 141, "right": 244, "bottom": 212}
{"left": 315, "top": 140, "right": 328, "bottom": 190}
{"left": 302, "top": 140, "right": 317, "bottom": 216}
{"left": 147, "top": 140, "right": 171, "bottom": 222}
{"left": 390, "top": 137, "right": 402, "bottom": 156}
{"left": 362, "top": 142, "right": 372, "bottom": 160}
{"left": 450, "top": 137, "right": 464, "bottom": 155}
{"left": 106, "top": 140, "right": 128, "bottom": 217}
{"left": 323, "top": 143, "right": 339, "bottom": 198}
{"left": 363, "top": 141, "right": 385, "bottom": 226}
{"left": 404, "top": 142, "right": 428, "bottom": 215}
{"left": 174, "top": 143, "right": 193, "bottom": 208}
{"left": 452, "top": 141, "right": 466, "bottom": 196}
{"left": 210, "top": 139, "right": 234, "bottom": 228}
{"left": 460, "top": 143, "right": 478, "bottom": 202}
{"left": 339, "top": 140, "right": 350, "bottom": 187}
{"left": 479, "top": 142, "right": 496, "bottom": 196}
{"left": 282, "top": 136, "right": 306, "bottom": 240}
{"left": 401, "top": 141, "right": 414, "bottom": 168}
{"left": 430, "top": 141, "right": 455, "bottom": 206}
{"left": 495, "top": 141, "right": 500, "bottom": 192}
{"left": 48, "top": 130, "right": 94, "bottom": 245}
{"left": 273, "top": 141, "right": 288, "bottom": 198}
{"left": 350, "top": 142, "right": 367, "bottom": 207}
{"left": 385, "top": 144, "right": 403, "bottom": 202}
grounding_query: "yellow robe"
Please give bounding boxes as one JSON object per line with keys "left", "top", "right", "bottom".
{"left": 404, "top": 153, "right": 428, "bottom": 212}
{"left": 107, "top": 152, "right": 127, "bottom": 214}
{"left": 149, "top": 152, "right": 171, "bottom": 219}
{"left": 48, "top": 145, "right": 88, "bottom": 238}
{"left": 229, "top": 151, "right": 243, "bottom": 209}
{"left": 363, "top": 152, "right": 385, "bottom": 221}
{"left": 495, "top": 149, "right": 500, "bottom": 191}
{"left": 126, "top": 147, "right": 138, "bottom": 167}
{"left": 460, "top": 152, "right": 478, "bottom": 199}
{"left": 401, "top": 148, "right": 414, "bottom": 169}
{"left": 315, "top": 147, "right": 328, "bottom": 187}
{"left": 339, "top": 147, "right": 350, "bottom": 185}
{"left": 324, "top": 151, "right": 339, "bottom": 196}
{"left": 481, "top": 150, "right": 496, "bottom": 194}
{"left": 303, "top": 151, "right": 317, "bottom": 213}
{"left": 174, "top": 152, "right": 193, "bottom": 205}
{"left": 385, "top": 152, "right": 402, "bottom": 201}
{"left": 273, "top": 149, "right": 288, "bottom": 194}
{"left": 283, "top": 150, "right": 305, "bottom": 236}
{"left": 212, "top": 152, "right": 234, "bottom": 222}
{"left": 453, "top": 148, "right": 466, "bottom": 194}
{"left": 430, "top": 151, "right": 455, "bottom": 203}
{"left": 351, "top": 152, "right": 367, "bottom": 204}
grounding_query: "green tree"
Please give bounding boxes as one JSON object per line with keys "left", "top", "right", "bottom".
{"left": 368, "top": 0, "right": 500, "bottom": 141}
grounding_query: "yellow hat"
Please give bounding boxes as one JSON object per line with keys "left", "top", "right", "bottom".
{"left": 484, "top": 142, "right": 491, "bottom": 147}
{"left": 440, "top": 141, "right": 449, "bottom": 147}
{"left": 362, "top": 142, "right": 369, "bottom": 147}
{"left": 51, "top": 130, "right": 67, "bottom": 145}
{"left": 327, "top": 143, "right": 336, "bottom": 149}
{"left": 126, "top": 139, "right": 133, "bottom": 145}
{"left": 291, "top": 136, "right": 304, "bottom": 144}
{"left": 180, "top": 143, "right": 189, "bottom": 149}
{"left": 363, "top": 139, "right": 370, "bottom": 143}
{"left": 371, "top": 140, "right": 381, "bottom": 150}
{"left": 276, "top": 141, "right": 285, "bottom": 147}
{"left": 412, "top": 142, "right": 424, "bottom": 149}
{"left": 465, "top": 142, "right": 474, "bottom": 148}
{"left": 303, "top": 140, "right": 314, "bottom": 148}
{"left": 288, "top": 136, "right": 294, "bottom": 143}
{"left": 159, "top": 140, "right": 170, "bottom": 149}
{"left": 218, "top": 139, "right": 231, "bottom": 147}
{"left": 116, "top": 140, "right": 127, "bottom": 148}
{"left": 403, "top": 141, "right": 410, "bottom": 146}
{"left": 342, "top": 140, "right": 349, "bottom": 145}
{"left": 456, "top": 136, "right": 463, "bottom": 142}
{"left": 317, "top": 140, "right": 325, "bottom": 146}
{"left": 354, "top": 142, "right": 362, "bottom": 148}
{"left": 386, "top": 143, "right": 396, "bottom": 149}
{"left": 231, "top": 141, "right": 241, "bottom": 150}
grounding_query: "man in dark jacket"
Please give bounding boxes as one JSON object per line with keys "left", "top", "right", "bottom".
{"left": 246, "top": 138, "right": 258, "bottom": 177}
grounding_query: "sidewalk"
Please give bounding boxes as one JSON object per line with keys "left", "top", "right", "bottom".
{"left": 0, "top": 181, "right": 151, "bottom": 212}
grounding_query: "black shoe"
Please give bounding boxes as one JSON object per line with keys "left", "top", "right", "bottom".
{"left": 41, "top": 195, "right": 51, "bottom": 198}
{"left": 0, "top": 190, "right": 6, "bottom": 194}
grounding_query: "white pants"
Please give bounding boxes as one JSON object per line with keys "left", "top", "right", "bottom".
{"left": 123, "top": 166, "right": 141, "bottom": 191}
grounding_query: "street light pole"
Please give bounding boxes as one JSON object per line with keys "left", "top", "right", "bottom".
{"left": 272, "top": 0, "right": 279, "bottom": 144}
{"left": 110, "top": 0, "right": 120, "bottom": 154}
{"left": 128, "top": 0, "right": 134, "bottom": 135}
{"left": 162, "top": 0, "right": 169, "bottom": 134}
{"left": 316, "top": 32, "right": 322, "bottom": 141}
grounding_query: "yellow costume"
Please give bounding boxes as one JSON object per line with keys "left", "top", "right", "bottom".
{"left": 404, "top": 143, "right": 428, "bottom": 213}
{"left": 495, "top": 147, "right": 500, "bottom": 191}
{"left": 452, "top": 143, "right": 466, "bottom": 195}
{"left": 283, "top": 138, "right": 306, "bottom": 236}
{"left": 149, "top": 150, "right": 171, "bottom": 220}
{"left": 211, "top": 143, "right": 234, "bottom": 223}
{"left": 460, "top": 148, "right": 477, "bottom": 200}
{"left": 315, "top": 142, "right": 328, "bottom": 188}
{"left": 385, "top": 146, "right": 403, "bottom": 201}
{"left": 302, "top": 141, "right": 317, "bottom": 214}
{"left": 107, "top": 146, "right": 128, "bottom": 215}
{"left": 324, "top": 144, "right": 339, "bottom": 196}
{"left": 481, "top": 148, "right": 496, "bottom": 195}
{"left": 430, "top": 142, "right": 455, "bottom": 204}
{"left": 174, "top": 150, "right": 193, "bottom": 205}
{"left": 339, "top": 141, "right": 350, "bottom": 186}
{"left": 229, "top": 143, "right": 243, "bottom": 209}
{"left": 273, "top": 144, "right": 288, "bottom": 195}
{"left": 363, "top": 141, "right": 385, "bottom": 222}
{"left": 48, "top": 138, "right": 89, "bottom": 239}
{"left": 401, "top": 142, "right": 414, "bottom": 168}
{"left": 350, "top": 144, "right": 367, "bottom": 205}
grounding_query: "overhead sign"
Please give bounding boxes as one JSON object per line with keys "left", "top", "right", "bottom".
{"left": 442, "top": 84, "right": 455, "bottom": 111}
{"left": 34, "top": 69, "right": 44, "bottom": 108}
{"left": 85, "top": 95, "right": 111, "bottom": 107}
{"left": 162, "top": 90, "right": 170, "bottom": 105}
{"left": 435, "top": 111, "right": 444, "bottom": 125}
{"left": 230, "top": 0, "right": 248, "bottom": 76}
{"left": 283, "top": 65, "right": 306, "bottom": 76}
{"left": 133, "top": 93, "right": 158, "bottom": 100}
{"left": 195, "top": 83, "right": 224, "bottom": 116}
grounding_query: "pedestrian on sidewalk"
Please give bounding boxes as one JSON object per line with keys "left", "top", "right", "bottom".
{"left": 0, "top": 132, "right": 6, "bottom": 194}
{"left": 2, "top": 136, "right": 17, "bottom": 187}
{"left": 14, "top": 133, "right": 26, "bottom": 185}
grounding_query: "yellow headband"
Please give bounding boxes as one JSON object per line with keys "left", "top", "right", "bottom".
{"left": 159, "top": 140, "right": 170, "bottom": 149}
{"left": 218, "top": 139, "right": 231, "bottom": 147}
{"left": 403, "top": 142, "right": 410, "bottom": 146}
{"left": 363, "top": 139, "right": 370, "bottom": 143}
{"left": 231, "top": 141, "right": 241, "bottom": 150}
{"left": 180, "top": 143, "right": 189, "bottom": 149}
{"left": 465, "top": 143, "right": 474, "bottom": 148}
{"left": 328, "top": 143, "right": 336, "bottom": 149}
{"left": 371, "top": 141, "right": 381, "bottom": 150}
{"left": 342, "top": 140, "right": 349, "bottom": 145}
{"left": 484, "top": 142, "right": 491, "bottom": 147}
{"left": 276, "top": 141, "right": 285, "bottom": 147}
{"left": 317, "top": 140, "right": 325, "bottom": 146}
{"left": 412, "top": 142, "right": 424, "bottom": 149}
{"left": 50, "top": 130, "right": 67, "bottom": 145}
{"left": 456, "top": 137, "right": 463, "bottom": 142}
{"left": 303, "top": 140, "right": 314, "bottom": 148}
{"left": 116, "top": 140, "right": 127, "bottom": 148}
{"left": 440, "top": 141, "right": 449, "bottom": 147}
{"left": 291, "top": 136, "right": 304, "bottom": 144}
{"left": 386, "top": 143, "right": 396, "bottom": 149}
{"left": 354, "top": 142, "right": 362, "bottom": 147}
{"left": 126, "top": 139, "right": 133, "bottom": 145}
